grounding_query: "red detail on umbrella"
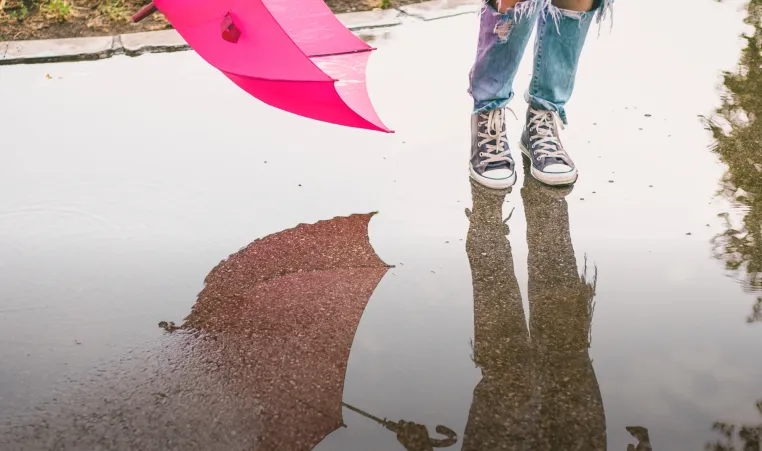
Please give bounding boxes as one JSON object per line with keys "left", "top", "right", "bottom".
{"left": 133, "top": 0, "right": 392, "bottom": 133}
{"left": 221, "top": 13, "right": 241, "bottom": 43}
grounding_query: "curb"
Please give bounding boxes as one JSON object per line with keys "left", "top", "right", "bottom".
{"left": 0, "top": 0, "right": 480, "bottom": 66}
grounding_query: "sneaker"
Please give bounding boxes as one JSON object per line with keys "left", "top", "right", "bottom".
{"left": 470, "top": 109, "right": 517, "bottom": 190}
{"left": 519, "top": 107, "right": 578, "bottom": 186}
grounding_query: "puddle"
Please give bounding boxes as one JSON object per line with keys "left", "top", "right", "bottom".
{"left": 1, "top": 0, "right": 762, "bottom": 449}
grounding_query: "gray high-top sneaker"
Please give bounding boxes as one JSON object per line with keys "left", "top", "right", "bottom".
{"left": 520, "top": 107, "right": 578, "bottom": 186}
{"left": 470, "top": 109, "right": 516, "bottom": 190}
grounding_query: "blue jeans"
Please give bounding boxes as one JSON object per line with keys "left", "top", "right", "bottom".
{"left": 468, "top": 0, "right": 612, "bottom": 124}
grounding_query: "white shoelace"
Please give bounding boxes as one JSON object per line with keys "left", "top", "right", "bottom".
{"left": 527, "top": 108, "right": 568, "bottom": 162}
{"left": 477, "top": 109, "right": 514, "bottom": 165}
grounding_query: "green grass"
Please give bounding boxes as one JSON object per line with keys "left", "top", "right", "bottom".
{"left": 39, "top": 0, "right": 72, "bottom": 21}
{"left": 10, "top": 4, "right": 29, "bottom": 18}
{"left": 97, "top": 0, "right": 130, "bottom": 22}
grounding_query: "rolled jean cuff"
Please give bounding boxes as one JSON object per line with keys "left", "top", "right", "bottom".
{"left": 525, "top": 90, "right": 567, "bottom": 124}
{"left": 473, "top": 93, "right": 514, "bottom": 115}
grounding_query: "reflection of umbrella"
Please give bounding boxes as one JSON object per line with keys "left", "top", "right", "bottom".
{"left": 2, "top": 213, "right": 451, "bottom": 449}
{"left": 180, "top": 213, "right": 391, "bottom": 450}
{"left": 342, "top": 402, "right": 458, "bottom": 451}
{"left": 626, "top": 426, "right": 652, "bottom": 451}
{"left": 133, "top": 0, "right": 391, "bottom": 133}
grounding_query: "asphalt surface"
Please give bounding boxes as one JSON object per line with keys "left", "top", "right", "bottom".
{"left": 1, "top": 0, "right": 761, "bottom": 449}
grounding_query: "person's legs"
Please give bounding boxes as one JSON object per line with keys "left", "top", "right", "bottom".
{"left": 469, "top": 0, "right": 538, "bottom": 114}
{"left": 519, "top": 0, "right": 612, "bottom": 186}
{"left": 468, "top": 0, "right": 540, "bottom": 190}
{"left": 527, "top": 0, "right": 599, "bottom": 122}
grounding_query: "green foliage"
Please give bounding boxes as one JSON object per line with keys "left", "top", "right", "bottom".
{"left": 98, "top": 0, "right": 130, "bottom": 22}
{"left": 39, "top": 0, "right": 72, "bottom": 21}
{"left": 11, "top": 3, "right": 29, "bottom": 19}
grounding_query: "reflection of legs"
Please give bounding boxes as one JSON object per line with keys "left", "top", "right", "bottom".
{"left": 522, "top": 174, "right": 606, "bottom": 451}
{"left": 462, "top": 182, "right": 535, "bottom": 451}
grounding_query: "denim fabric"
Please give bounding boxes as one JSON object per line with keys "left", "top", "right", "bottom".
{"left": 469, "top": 0, "right": 612, "bottom": 124}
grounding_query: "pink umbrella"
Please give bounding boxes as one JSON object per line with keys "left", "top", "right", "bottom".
{"left": 133, "top": 0, "right": 392, "bottom": 133}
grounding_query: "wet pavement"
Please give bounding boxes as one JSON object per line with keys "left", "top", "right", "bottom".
{"left": 1, "top": 0, "right": 762, "bottom": 449}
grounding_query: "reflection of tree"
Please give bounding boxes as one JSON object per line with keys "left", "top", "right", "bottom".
{"left": 705, "top": 5, "right": 762, "bottom": 448}
{"left": 705, "top": 400, "right": 762, "bottom": 451}
{"left": 706, "top": 0, "right": 762, "bottom": 323}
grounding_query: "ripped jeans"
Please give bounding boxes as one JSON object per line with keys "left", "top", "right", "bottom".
{"left": 468, "top": 0, "right": 612, "bottom": 124}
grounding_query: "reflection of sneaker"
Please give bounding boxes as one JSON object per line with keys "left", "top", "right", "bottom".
{"left": 520, "top": 108, "right": 578, "bottom": 186}
{"left": 465, "top": 178, "right": 511, "bottom": 238}
{"left": 520, "top": 156, "right": 574, "bottom": 201}
{"left": 470, "top": 109, "right": 516, "bottom": 190}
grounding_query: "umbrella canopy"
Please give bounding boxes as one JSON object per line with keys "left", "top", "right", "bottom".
{"left": 181, "top": 213, "right": 391, "bottom": 450}
{"left": 148, "top": 0, "right": 391, "bottom": 133}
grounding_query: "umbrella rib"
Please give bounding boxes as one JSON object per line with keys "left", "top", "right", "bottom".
{"left": 341, "top": 402, "right": 390, "bottom": 426}
{"left": 237, "top": 264, "right": 391, "bottom": 286}
{"left": 307, "top": 48, "right": 375, "bottom": 59}
{"left": 198, "top": 265, "right": 390, "bottom": 305}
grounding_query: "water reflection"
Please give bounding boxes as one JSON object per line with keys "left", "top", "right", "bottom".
{"left": 625, "top": 427, "right": 653, "bottom": 451}
{"left": 176, "top": 211, "right": 462, "bottom": 451}
{"left": 700, "top": 2, "right": 762, "bottom": 449}
{"left": 463, "top": 173, "right": 606, "bottom": 449}
{"left": 687, "top": 2, "right": 762, "bottom": 447}
{"left": 0, "top": 212, "right": 465, "bottom": 451}
{"left": 342, "top": 402, "right": 457, "bottom": 451}
{"left": 706, "top": 400, "right": 762, "bottom": 451}
{"left": 707, "top": 0, "right": 762, "bottom": 323}
{"left": 179, "top": 212, "right": 393, "bottom": 451}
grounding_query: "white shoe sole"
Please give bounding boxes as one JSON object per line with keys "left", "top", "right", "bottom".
{"left": 519, "top": 142, "right": 578, "bottom": 186}
{"left": 469, "top": 165, "right": 517, "bottom": 190}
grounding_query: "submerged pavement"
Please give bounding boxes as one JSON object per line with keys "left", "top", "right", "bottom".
{"left": 1, "top": 0, "right": 762, "bottom": 449}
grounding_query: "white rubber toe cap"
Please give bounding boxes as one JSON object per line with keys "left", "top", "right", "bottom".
{"left": 543, "top": 163, "right": 574, "bottom": 174}
{"left": 519, "top": 142, "right": 578, "bottom": 186}
{"left": 469, "top": 166, "right": 517, "bottom": 190}
{"left": 531, "top": 166, "right": 578, "bottom": 186}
